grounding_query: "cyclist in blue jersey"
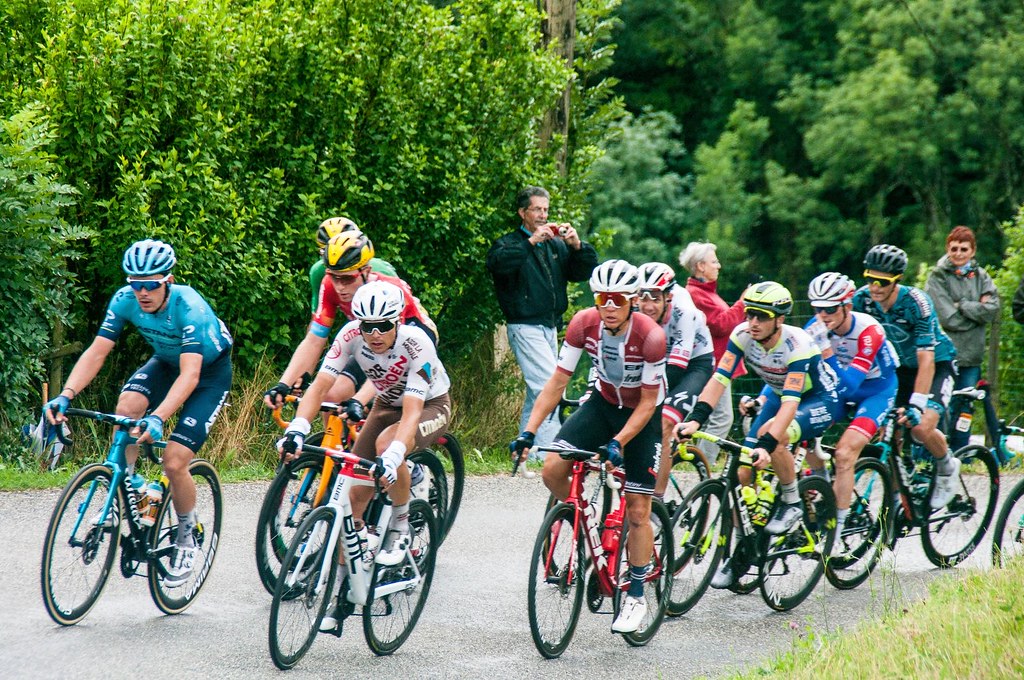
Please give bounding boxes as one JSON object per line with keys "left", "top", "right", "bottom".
{"left": 44, "top": 239, "right": 233, "bottom": 587}
{"left": 853, "top": 244, "right": 961, "bottom": 510}
{"left": 804, "top": 273, "right": 898, "bottom": 544}
{"left": 676, "top": 282, "right": 839, "bottom": 586}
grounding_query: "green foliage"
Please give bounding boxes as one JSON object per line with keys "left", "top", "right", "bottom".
{"left": 0, "top": 105, "right": 91, "bottom": 426}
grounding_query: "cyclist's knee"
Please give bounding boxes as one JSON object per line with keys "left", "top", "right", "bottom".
{"left": 161, "top": 442, "right": 193, "bottom": 476}
{"left": 624, "top": 496, "right": 651, "bottom": 527}
{"left": 115, "top": 391, "right": 148, "bottom": 418}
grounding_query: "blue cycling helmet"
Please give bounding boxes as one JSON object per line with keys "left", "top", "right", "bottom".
{"left": 122, "top": 239, "right": 176, "bottom": 276}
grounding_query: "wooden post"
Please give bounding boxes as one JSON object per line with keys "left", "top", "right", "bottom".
{"left": 538, "top": 0, "right": 575, "bottom": 177}
{"left": 49, "top": 320, "right": 65, "bottom": 391}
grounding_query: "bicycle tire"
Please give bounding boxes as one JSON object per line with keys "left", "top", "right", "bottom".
{"left": 667, "top": 478, "right": 727, "bottom": 617}
{"left": 408, "top": 450, "right": 450, "bottom": 545}
{"left": 436, "top": 432, "right": 465, "bottom": 538}
{"left": 663, "top": 445, "right": 712, "bottom": 517}
{"left": 40, "top": 463, "right": 122, "bottom": 626}
{"left": 268, "top": 506, "right": 339, "bottom": 670}
{"left": 759, "top": 475, "right": 835, "bottom": 612}
{"left": 148, "top": 459, "right": 223, "bottom": 614}
{"left": 527, "top": 502, "right": 584, "bottom": 659}
{"left": 363, "top": 498, "right": 437, "bottom": 655}
{"left": 613, "top": 499, "right": 673, "bottom": 647}
{"left": 921, "top": 444, "right": 998, "bottom": 568}
{"left": 992, "top": 477, "right": 1024, "bottom": 568}
{"left": 255, "top": 452, "right": 328, "bottom": 594}
{"left": 825, "top": 457, "right": 894, "bottom": 590}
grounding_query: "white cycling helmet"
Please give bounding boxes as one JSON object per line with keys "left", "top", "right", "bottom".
{"left": 122, "top": 239, "right": 176, "bottom": 276}
{"left": 590, "top": 259, "right": 641, "bottom": 295}
{"left": 638, "top": 262, "right": 676, "bottom": 291}
{"left": 351, "top": 280, "right": 404, "bottom": 321}
{"left": 807, "top": 272, "right": 855, "bottom": 308}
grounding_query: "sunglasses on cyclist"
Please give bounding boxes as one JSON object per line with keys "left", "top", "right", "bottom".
{"left": 744, "top": 308, "right": 776, "bottom": 322}
{"left": 594, "top": 292, "right": 635, "bottom": 309}
{"left": 359, "top": 319, "right": 397, "bottom": 335}
{"left": 126, "top": 274, "right": 171, "bottom": 292}
{"left": 814, "top": 304, "right": 842, "bottom": 315}
{"left": 863, "top": 270, "right": 901, "bottom": 288}
{"left": 638, "top": 290, "right": 665, "bottom": 302}
{"left": 328, "top": 272, "right": 362, "bottom": 285}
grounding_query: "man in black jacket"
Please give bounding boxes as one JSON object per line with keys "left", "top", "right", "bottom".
{"left": 487, "top": 186, "right": 598, "bottom": 460}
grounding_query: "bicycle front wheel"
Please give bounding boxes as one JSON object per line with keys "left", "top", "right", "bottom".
{"left": 825, "top": 457, "right": 894, "bottom": 590}
{"left": 255, "top": 452, "right": 327, "bottom": 594}
{"left": 148, "top": 459, "right": 223, "bottom": 614}
{"left": 921, "top": 444, "right": 998, "bottom": 568}
{"left": 663, "top": 445, "right": 711, "bottom": 517}
{"left": 268, "top": 506, "right": 338, "bottom": 670}
{"left": 527, "top": 502, "right": 584, "bottom": 659}
{"left": 759, "top": 475, "right": 835, "bottom": 612}
{"left": 613, "top": 499, "right": 673, "bottom": 647}
{"left": 667, "top": 478, "right": 727, "bottom": 617}
{"left": 992, "top": 477, "right": 1024, "bottom": 568}
{"left": 41, "top": 463, "right": 122, "bottom": 626}
{"left": 363, "top": 499, "right": 438, "bottom": 655}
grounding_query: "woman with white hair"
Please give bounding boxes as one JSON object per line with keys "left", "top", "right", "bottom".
{"left": 680, "top": 242, "right": 747, "bottom": 461}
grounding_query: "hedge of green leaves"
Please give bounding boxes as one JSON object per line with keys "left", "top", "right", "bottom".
{"left": 0, "top": 0, "right": 620, "bottom": 424}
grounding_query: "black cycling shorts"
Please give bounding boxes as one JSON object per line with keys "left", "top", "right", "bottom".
{"left": 895, "top": 360, "right": 956, "bottom": 412}
{"left": 662, "top": 354, "right": 715, "bottom": 425}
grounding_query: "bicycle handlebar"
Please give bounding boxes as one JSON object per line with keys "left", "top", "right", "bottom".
{"left": 533, "top": 446, "right": 624, "bottom": 490}
{"left": 687, "top": 431, "right": 757, "bottom": 463}
{"left": 53, "top": 408, "right": 163, "bottom": 464}
{"left": 271, "top": 395, "right": 347, "bottom": 429}
{"left": 299, "top": 442, "right": 381, "bottom": 477}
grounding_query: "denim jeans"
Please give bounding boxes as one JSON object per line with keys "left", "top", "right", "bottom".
{"left": 950, "top": 364, "right": 981, "bottom": 451}
{"left": 507, "top": 323, "right": 560, "bottom": 453}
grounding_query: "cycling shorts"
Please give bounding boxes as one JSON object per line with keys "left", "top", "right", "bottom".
{"left": 120, "top": 352, "right": 232, "bottom": 452}
{"left": 895, "top": 360, "right": 956, "bottom": 413}
{"left": 836, "top": 373, "right": 898, "bottom": 438}
{"left": 339, "top": 318, "right": 439, "bottom": 389}
{"left": 552, "top": 393, "right": 661, "bottom": 496}
{"left": 662, "top": 354, "right": 715, "bottom": 425}
{"left": 352, "top": 394, "right": 451, "bottom": 461}
{"left": 745, "top": 389, "right": 835, "bottom": 448}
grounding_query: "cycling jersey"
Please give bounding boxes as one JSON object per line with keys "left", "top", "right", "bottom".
{"left": 715, "top": 323, "right": 838, "bottom": 401}
{"left": 851, "top": 285, "right": 956, "bottom": 367}
{"left": 98, "top": 285, "right": 232, "bottom": 365}
{"left": 310, "top": 272, "right": 434, "bottom": 340}
{"left": 556, "top": 308, "right": 666, "bottom": 409}
{"left": 308, "top": 258, "right": 397, "bottom": 313}
{"left": 319, "top": 322, "right": 450, "bottom": 407}
{"left": 660, "top": 286, "right": 714, "bottom": 370}
{"left": 804, "top": 311, "right": 899, "bottom": 391}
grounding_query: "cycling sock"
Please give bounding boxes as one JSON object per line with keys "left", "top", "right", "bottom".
{"left": 935, "top": 452, "right": 955, "bottom": 475}
{"left": 808, "top": 467, "right": 831, "bottom": 482}
{"left": 653, "top": 492, "right": 664, "bottom": 502}
{"left": 175, "top": 511, "right": 197, "bottom": 547}
{"left": 628, "top": 563, "right": 650, "bottom": 598}
{"left": 780, "top": 481, "right": 799, "bottom": 505}
{"left": 390, "top": 503, "right": 410, "bottom": 534}
{"left": 835, "top": 507, "right": 849, "bottom": 533}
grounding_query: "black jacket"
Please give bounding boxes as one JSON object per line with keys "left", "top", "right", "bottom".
{"left": 486, "top": 228, "right": 598, "bottom": 327}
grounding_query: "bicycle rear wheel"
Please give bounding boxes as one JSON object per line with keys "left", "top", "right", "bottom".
{"left": 992, "top": 477, "right": 1024, "bottom": 567}
{"left": 667, "top": 478, "right": 726, "bottom": 617}
{"left": 40, "top": 463, "right": 122, "bottom": 626}
{"left": 759, "top": 476, "right": 835, "bottom": 612}
{"left": 149, "top": 459, "right": 223, "bottom": 614}
{"left": 268, "top": 506, "right": 338, "bottom": 670}
{"left": 255, "top": 452, "right": 327, "bottom": 594}
{"left": 363, "top": 499, "right": 437, "bottom": 655}
{"left": 825, "top": 458, "right": 894, "bottom": 590}
{"left": 613, "top": 499, "right": 673, "bottom": 647}
{"left": 435, "top": 432, "right": 465, "bottom": 538}
{"left": 408, "top": 449, "right": 450, "bottom": 545}
{"left": 921, "top": 444, "right": 998, "bottom": 568}
{"left": 527, "top": 502, "right": 584, "bottom": 659}
{"left": 663, "top": 445, "right": 711, "bottom": 517}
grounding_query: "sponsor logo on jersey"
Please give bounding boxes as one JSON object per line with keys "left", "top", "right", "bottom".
{"left": 327, "top": 340, "right": 344, "bottom": 360}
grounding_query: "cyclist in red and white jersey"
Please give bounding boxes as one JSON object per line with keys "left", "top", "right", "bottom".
{"left": 636, "top": 262, "right": 715, "bottom": 500}
{"left": 511, "top": 260, "right": 666, "bottom": 635}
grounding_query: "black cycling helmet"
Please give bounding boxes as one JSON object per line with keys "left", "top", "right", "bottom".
{"left": 863, "top": 244, "right": 908, "bottom": 275}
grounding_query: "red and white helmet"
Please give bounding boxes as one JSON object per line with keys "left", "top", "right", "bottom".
{"left": 807, "top": 272, "right": 855, "bottom": 307}
{"left": 638, "top": 262, "right": 676, "bottom": 291}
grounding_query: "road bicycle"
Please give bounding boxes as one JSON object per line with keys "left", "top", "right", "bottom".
{"left": 667, "top": 430, "right": 836, "bottom": 616}
{"left": 945, "top": 381, "right": 1022, "bottom": 467}
{"left": 526, "top": 445, "right": 672, "bottom": 659}
{"left": 861, "top": 409, "right": 999, "bottom": 568}
{"left": 256, "top": 396, "right": 457, "bottom": 594}
{"left": 268, "top": 442, "right": 436, "bottom": 668}
{"left": 40, "top": 408, "right": 222, "bottom": 625}
{"left": 988, "top": 420, "right": 1024, "bottom": 567}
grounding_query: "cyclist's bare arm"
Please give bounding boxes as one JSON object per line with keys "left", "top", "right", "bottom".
{"left": 675, "top": 375, "right": 726, "bottom": 438}
{"left": 525, "top": 370, "right": 570, "bottom": 435}
{"left": 46, "top": 336, "right": 115, "bottom": 424}
{"left": 134, "top": 353, "right": 202, "bottom": 444}
{"left": 293, "top": 370, "right": 337, "bottom": 424}
{"left": 351, "top": 380, "right": 377, "bottom": 412}
{"left": 266, "top": 330, "right": 328, "bottom": 406}
{"left": 913, "top": 349, "right": 936, "bottom": 397}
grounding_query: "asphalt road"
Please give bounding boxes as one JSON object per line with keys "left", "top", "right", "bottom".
{"left": 0, "top": 473, "right": 1008, "bottom": 679}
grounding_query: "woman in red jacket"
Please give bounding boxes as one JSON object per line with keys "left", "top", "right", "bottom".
{"left": 680, "top": 242, "right": 747, "bottom": 462}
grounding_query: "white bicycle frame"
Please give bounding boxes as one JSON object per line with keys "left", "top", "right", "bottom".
{"left": 284, "top": 447, "right": 424, "bottom": 606}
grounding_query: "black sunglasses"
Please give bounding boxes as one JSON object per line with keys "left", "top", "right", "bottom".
{"left": 814, "top": 304, "right": 841, "bottom": 315}
{"left": 359, "top": 319, "right": 397, "bottom": 335}
{"left": 744, "top": 309, "right": 775, "bottom": 322}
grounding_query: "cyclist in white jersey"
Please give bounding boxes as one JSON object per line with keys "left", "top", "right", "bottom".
{"left": 636, "top": 262, "right": 715, "bottom": 500}
{"left": 280, "top": 281, "right": 451, "bottom": 576}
